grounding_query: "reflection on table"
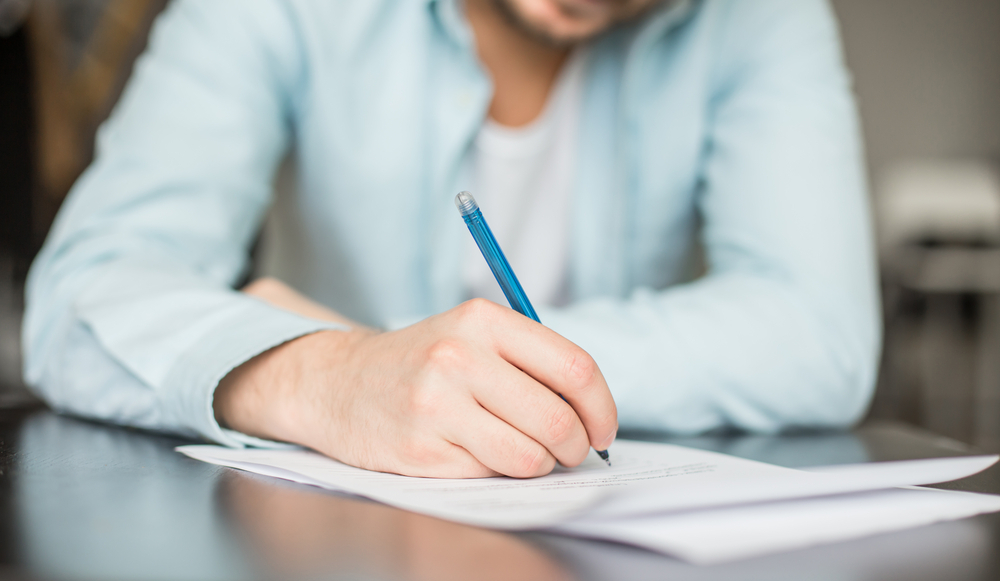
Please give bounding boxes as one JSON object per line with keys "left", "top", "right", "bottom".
{"left": 2, "top": 408, "right": 999, "bottom": 581}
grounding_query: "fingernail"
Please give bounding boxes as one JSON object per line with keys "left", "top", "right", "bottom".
{"left": 600, "top": 430, "right": 617, "bottom": 450}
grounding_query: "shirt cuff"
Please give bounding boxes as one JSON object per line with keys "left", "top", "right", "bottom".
{"left": 160, "top": 298, "right": 345, "bottom": 448}
{"left": 220, "top": 428, "right": 301, "bottom": 450}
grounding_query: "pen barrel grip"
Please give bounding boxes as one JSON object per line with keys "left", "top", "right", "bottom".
{"left": 463, "top": 210, "right": 540, "bottom": 323}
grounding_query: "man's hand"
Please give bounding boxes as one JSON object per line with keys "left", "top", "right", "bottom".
{"left": 215, "top": 278, "right": 618, "bottom": 478}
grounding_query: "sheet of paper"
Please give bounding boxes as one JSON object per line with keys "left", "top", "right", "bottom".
{"left": 179, "top": 440, "right": 810, "bottom": 528}
{"left": 582, "top": 446, "right": 999, "bottom": 519}
{"left": 177, "top": 440, "right": 997, "bottom": 529}
{"left": 553, "top": 486, "right": 1000, "bottom": 564}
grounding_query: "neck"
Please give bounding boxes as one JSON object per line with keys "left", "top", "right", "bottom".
{"left": 465, "top": 0, "right": 572, "bottom": 127}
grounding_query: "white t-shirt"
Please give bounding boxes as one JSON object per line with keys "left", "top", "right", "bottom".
{"left": 463, "top": 50, "right": 586, "bottom": 309}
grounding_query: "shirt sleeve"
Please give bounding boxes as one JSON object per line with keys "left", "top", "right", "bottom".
{"left": 539, "top": 0, "right": 881, "bottom": 434}
{"left": 22, "top": 0, "right": 342, "bottom": 446}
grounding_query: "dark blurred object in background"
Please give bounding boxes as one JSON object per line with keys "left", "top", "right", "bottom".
{"left": 0, "top": 0, "right": 37, "bottom": 405}
{"left": 0, "top": 0, "right": 168, "bottom": 405}
{"left": 26, "top": 0, "right": 169, "bottom": 241}
{"left": 0, "top": 2, "right": 33, "bottom": 274}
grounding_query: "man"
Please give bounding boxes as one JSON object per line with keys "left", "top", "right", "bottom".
{"left": 23, "top": 0, "right": 880, "bottom": 478}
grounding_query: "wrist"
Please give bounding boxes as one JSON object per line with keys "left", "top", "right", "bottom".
{"left": 213, "top": 328, "right": 374, "bottom": 445}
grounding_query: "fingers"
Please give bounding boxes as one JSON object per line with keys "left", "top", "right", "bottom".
{"left": 468, "top": 358, "right": 592, "bottom": 467}
{"left": 442, "top": 403, "right": 557, "bottom": 478}
{"left": 391, "top": 439, "right": 500, "bottom": 479}
{"left": 455, "top": 300, "right": 618, "bottom": 452}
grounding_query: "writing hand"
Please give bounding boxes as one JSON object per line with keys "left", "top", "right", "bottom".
{"left": 216, "top": 280, "right": 617, "bottom": 478}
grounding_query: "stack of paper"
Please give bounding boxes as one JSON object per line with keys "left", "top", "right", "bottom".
{"left": 178, "top": 440, "right": 1000, "bottom": 563}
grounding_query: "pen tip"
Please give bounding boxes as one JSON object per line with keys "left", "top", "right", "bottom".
{"left": 596, "top": 449, "right": 610, "bottom": 466}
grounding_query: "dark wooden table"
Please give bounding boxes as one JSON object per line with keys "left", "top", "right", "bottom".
{"left": 1, "top": 405, "right": 998, "bottom": 581}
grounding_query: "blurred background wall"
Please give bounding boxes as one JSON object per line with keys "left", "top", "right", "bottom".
{"left": 0, "top": 0, "right": 998, "bottom": 448}
{"left": 837, "top": 0, "right": 1000, "bottom": 170}
{"left": 832, "top": 0, "right": 1000, "bottom": 452}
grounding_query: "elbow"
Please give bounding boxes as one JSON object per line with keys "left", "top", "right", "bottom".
{"left": 791, "top": 308, "right": 882, "bottom": 431}
{"left": 732, "top": 295, "right": 882, "bottom": 433}
{"left": 834, "top": 327, "right": 882, "bottom": 429}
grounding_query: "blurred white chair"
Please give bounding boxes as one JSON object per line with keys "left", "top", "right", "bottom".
{"left": 874, "top": 159, "right": 1000, "bottom": 451}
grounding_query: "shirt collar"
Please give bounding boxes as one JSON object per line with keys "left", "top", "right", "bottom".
{"left": 425, "top": 0, "right": 474, "bottom": 48}
{"left": 636, "top": 0, "right": 695, "bottom": 43}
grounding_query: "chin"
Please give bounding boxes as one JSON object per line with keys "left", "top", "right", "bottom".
{"left": 507, "top": 0, "right": 619, "bottom": 43}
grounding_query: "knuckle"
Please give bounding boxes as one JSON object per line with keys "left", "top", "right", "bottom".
{"left": 594, "top": 409, "right": 619, "bottom": 442}
{"left": 561, "top": 350, "right": 598, "bottom": 391}
{"left": 600, "top": 407, "right": 619, "bottom": 431}
{"left": 513, "top": 442, "right": 551, "bottom": 477}
{"left": 545, "top": 404, "right": 577, "bottom": 445}
{"left": 456, "top": 298, "right": 495, "bottom": 324}
{"left": 425, "top": 338, "right": 465, "bottom": 368}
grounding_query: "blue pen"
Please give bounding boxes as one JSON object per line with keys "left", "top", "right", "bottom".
{"left": 454, "top": 191, "right": 611, "bottom": 466}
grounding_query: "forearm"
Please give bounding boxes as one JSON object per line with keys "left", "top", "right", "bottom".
{"left": 576, "top": 0, "right": 880, "bottom": 433}
{"left": 22, "top": 257, "right": 343, "bottom": 444}
{"left": 538, "top": 271, "right": 880, "bottom": 434}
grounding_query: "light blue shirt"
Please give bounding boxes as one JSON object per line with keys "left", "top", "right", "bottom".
{"left": 23, "top": 0, "right": 880, "bottom": 447}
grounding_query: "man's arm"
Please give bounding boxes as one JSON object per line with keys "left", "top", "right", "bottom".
{"left": 24, "top": 1, "right": 617, "bottom": 475}
{"left": 22, "top": 0, "right": 341, "bottom": 445}
{"left": 538, "top": 0, "right": 880, "bottom": 434}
